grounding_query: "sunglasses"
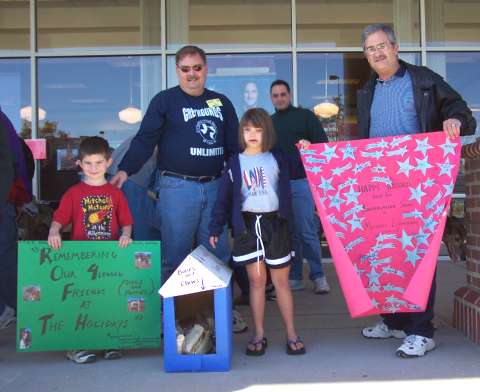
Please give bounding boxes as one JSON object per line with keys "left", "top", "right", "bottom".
{"left": 177, "top": 64, "right": 204, "bottom": 73}
{"left": 271, "top": 92, "right": 288, "bottom": 98}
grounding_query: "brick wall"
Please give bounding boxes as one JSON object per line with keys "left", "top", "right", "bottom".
{"left": 453, "top": 141, "right": 480, "bottom": 344}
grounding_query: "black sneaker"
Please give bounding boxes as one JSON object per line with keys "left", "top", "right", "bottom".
{"left": 265, "top": 284, "right": 276, "bottom": 301}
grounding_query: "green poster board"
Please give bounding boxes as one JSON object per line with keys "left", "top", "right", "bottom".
{"left": 16, "top": 241, "right": 161, "bottom": 352}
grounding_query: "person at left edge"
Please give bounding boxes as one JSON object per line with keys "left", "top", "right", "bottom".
{"left": 110, "top": 45, "right": 239, "bottom": 281}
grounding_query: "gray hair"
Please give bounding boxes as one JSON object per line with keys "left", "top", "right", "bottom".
{"left": 361, "top": 24, "right": 397, "bottom": 49}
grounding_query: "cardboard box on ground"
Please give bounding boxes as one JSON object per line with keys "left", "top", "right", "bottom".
{"left": 159, "top": 245, "right": 232, "bottom": 356}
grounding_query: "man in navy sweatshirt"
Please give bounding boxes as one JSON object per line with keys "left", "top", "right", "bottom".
{"left": 111, "top": 46, "right": 239, "bottom": 280}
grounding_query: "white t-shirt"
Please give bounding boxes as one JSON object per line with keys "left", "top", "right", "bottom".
{"left": 239, "top": 151, "right": 279, "bottom": 213}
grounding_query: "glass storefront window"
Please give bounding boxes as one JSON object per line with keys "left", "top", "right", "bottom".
{"left": 426, "top": 52, "right": 480, "bottom": 196}
{"left": 0, "top": 59, "right": 30, "bottom": 135}
{"left": 426, "top": 0, "right": 480, "bottom": 47}
{"left": 37, "top": 0, "right": 162, "bottom": 51}
{"left": 38, "top": 56, "right": 161, "bottom": 200}
{"left": 297, "top": 0, "right": 420, "bottom": 48}
{"left": 166, "top": 0, "right": 291, "bottom": 50}
{"left": 427, "top": 52, "right": 480, "bottom": 143}
{"left": 0, "top": 1, "right": 30, "bottom": 53}
{"left": 167, "top": 53, "right": 292, "bottom": 116}
{"left": 297, "top": 52, "right": 420, "bottom": 140}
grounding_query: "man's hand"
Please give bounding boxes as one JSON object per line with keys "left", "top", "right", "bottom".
{"left": 209, "top": 236, "right": 218, "bottom": 249}
{"left": 443, "top": 118, "right": 461, "bottom": 139}
{"left": 298, "top": 139, "right": 311, "bottom": 149}
{"left": 110, "top": 170, "right": 128, "bottom": 189}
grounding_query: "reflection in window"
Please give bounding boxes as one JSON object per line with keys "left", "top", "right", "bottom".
{"left": 298, "top": 53, "right": 367, "bottom": 141}
{"left": 428, "top": 52, "right": 480, "bottom": 143}
{"left": 0, "top": 1, "right": 30, "bottom": 52}
{"left": 297, "top": 53, "right": 420, "bottom": 140}
{"left": 167, "top": 53, "right": 292, "bottom": 117}
{"left": 38, "top": 56, "right": 161, "bottom": 200}
{"left": 37, "top": 0, "right": 161, "bottom": 50}
{"left": 297, "top": 0, "right": 420, "bottom": 48}
{"left": 426, "top": 0, "right": 480, "bottom": 47}
{"left": 0, "top": 59, "right": 30, "bottom": 135}
{"left": 166, "top": 0, "right": 291, "bottom": 50}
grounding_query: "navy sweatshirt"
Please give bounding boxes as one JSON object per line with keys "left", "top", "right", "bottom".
{"left": 209, "top": 149, "right": 292, "bottom": 237}
{"left": 118, "top": 86, "right": 239, "bottom": 177}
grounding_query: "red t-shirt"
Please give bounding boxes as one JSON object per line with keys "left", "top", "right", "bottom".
{"left": 53, "top": 182, "right": 134, "bottom": 241}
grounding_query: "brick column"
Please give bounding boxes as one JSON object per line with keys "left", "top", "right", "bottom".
{"left": 453, "top": 140, "right": 480, "bottom": 344}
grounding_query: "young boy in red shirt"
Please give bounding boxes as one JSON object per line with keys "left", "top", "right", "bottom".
{"left": 48, "top": 136, "right": 133, "bottom": 364}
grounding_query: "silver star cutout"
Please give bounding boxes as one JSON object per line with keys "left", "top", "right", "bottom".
{"left": 439, "top": 137, "right": 457, "bottom": 158}
{"left": 414, "top": 156, "right": 433, "bottom": 176}
{"left": 340, "top": 143, "right": 356, "bottom": 160}
{"left": 415, "top": 137, "right": 434, "bottom": 156}
{"left": 344, "top": 186, "right": 361, "bottom": 205}
{"left": 397, "top": 157, "right": 414, "bottom": 177}
{"left": 409, "top": 184, "right": 426, "bottom": 204}
{"left": 321, "top": 144, "right": 339, "bottom": 163}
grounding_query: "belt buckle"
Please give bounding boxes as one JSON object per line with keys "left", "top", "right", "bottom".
{"left": 198, "top": 175, "right": 210, "bottom": 183}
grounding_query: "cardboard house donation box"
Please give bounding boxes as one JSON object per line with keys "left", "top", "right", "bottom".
{"left": 159, "top": 245, "right": 233, "bottom": 372}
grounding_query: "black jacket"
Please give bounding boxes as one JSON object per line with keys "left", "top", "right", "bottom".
{"left": 357, "top": 60, "right": 476, "bottom": 139}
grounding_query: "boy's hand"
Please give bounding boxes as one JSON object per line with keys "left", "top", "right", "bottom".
{"left": 119, "top": 234, "right": 132, "bottom": 248}
{"left": 209, "top": 236, "right": 218, "bottom": 249}
{"left": 48, "top": 230, "right": 62, "bottom": 249}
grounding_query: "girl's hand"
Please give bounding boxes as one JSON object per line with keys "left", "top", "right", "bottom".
{"left": 119, "top": 234, "right": 132, "bottom": 248}
{"left": 48, "top": 230, "right": 62, "bottom": 249}
{"left": 298, "top": 139, "right": 311, "bottom": 149}
{"left": 209, "top": 236, "right": 218, "bottom": 249}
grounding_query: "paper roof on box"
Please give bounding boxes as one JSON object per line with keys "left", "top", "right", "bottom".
{"left": 159, "top": 245, "right": 233, "bottom": 298}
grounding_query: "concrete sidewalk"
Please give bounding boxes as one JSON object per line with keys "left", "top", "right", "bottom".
{"left": 1, "top": 261, "right": 479, "bottom": 392}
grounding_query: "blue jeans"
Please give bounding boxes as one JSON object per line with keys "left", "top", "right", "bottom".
{"left": 289, "top": 178, "right": 325, "bottom": 281}
{"left": 121, "top": 179, "right": 161, "bottom": 241}
{"left": 0, "top": 203, "right": 18, "bottom": 312}
{"left": 157, "top": 175, "right": 230, "bottom": 282}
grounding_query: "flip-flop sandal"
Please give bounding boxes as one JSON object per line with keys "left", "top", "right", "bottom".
{"left": 286, "top": 336, "right": 306, "bottom": 355}
{"left": 246, "top": 336, "right": 268, "bottom": 356}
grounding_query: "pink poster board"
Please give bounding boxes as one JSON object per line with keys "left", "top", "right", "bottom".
{"left": 25, "top": 139, "right": 46, "bottom": 160}
{"left": 300, "top": 132, "right": 461, "bottom": 317}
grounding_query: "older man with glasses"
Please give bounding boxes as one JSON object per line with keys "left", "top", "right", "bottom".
{"left": 357, "top": 23, "right": 476, "bottom": 358}
{"left": 270, "top": 79, "right": 330, "bottom": 295}
{"left": 111, "top": 45, "right": 239, "bottom": 281}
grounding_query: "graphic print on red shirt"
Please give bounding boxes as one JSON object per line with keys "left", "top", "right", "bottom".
{"left": 82, "top": 195, "right": 114, "bottom": 240}
{"left": 53, "top": 182, "right": 133, "bottom": 241}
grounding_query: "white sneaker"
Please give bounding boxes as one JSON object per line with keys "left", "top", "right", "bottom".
{"left": 288, "top": 280, "right": 306, "bottom": 291}
{"left": 396, "top": 335, "right": 436, "bottom": 358}
{"left": 0, "top": 306, "right": 16, "bottom": 330}
{"left": 66, "top": 350, "right": 96, "bottom": 364}
{"left": 361, "top": 322, "right": 406, "bottom": 339}
{"left": 232, "top": 309, "right": 248, "bottom": 333}
{"left": 313, "top": 276, "right": 330, "bottom": 294}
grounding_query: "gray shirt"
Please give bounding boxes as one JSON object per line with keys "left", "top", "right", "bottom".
{"left": 239, "top": 152, "right": 279, "bottom": 213}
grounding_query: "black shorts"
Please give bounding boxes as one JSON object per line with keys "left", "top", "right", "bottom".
{"left": 232, "top": 211, "right": 292, "bottom": 269}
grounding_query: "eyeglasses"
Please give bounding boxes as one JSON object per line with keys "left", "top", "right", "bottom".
{"left": 177, "top": 64, "right": 204, "bottom": 73}
{"left": 271, "top": 92, "right": 288, "bottom": 98}
{"left": 364, "top": 42, "right": 389, "bottom": 55}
